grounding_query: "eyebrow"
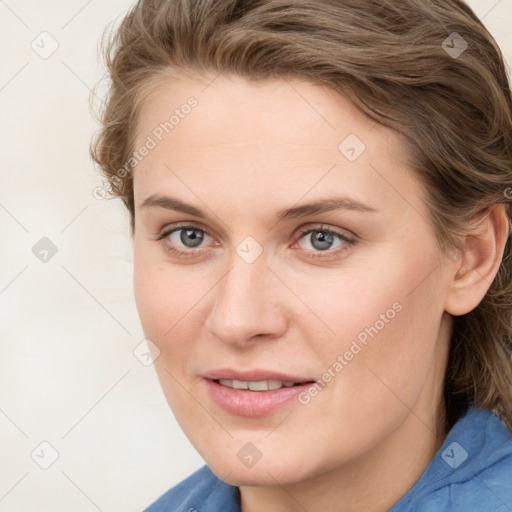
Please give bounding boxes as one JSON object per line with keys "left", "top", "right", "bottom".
{"left": 139, "top": 193, "right": 378, "bottom": 223}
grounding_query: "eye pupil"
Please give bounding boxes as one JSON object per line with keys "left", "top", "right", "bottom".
{"left": 311, "top": 231, "right": 334, "bottom": 251}
{"left": 180, "top": 228, "right": 204, "bottom": 247}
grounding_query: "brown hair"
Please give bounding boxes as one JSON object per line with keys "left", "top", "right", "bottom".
{"left": 90, "top": 0, "right": 512, "bottom": 431}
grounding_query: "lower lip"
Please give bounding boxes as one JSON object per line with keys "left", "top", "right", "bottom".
{"left": 204, "top": 379, "right": 314, "bottom": 417}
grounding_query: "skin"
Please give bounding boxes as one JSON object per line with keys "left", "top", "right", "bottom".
{"left": 131, "top": 73, "right": 508, "bottom": 512}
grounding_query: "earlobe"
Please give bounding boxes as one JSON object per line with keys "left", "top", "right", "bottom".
{"left": 444, "top": 204, "right": 510, "bottom": 316}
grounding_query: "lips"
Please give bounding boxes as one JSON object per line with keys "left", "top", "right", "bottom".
{"left": 217, "top": 379, "right": 298, "bottom": 391}
{"left": 203, "top": 368, "right": 315, "bottom": 383}
{"left": 203, "top": 368, "right": 316, "bottom": 417}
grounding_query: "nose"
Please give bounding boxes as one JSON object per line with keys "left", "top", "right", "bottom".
{"left": 204, "top": 256, "right": 289, "bottom": 347}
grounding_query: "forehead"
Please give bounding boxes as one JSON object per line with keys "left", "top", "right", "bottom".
{"left": 132, "top": 73, "right": 425, "bottom": 218}
{"left": 135, "top": 73, "right": 383, "bottom": 151}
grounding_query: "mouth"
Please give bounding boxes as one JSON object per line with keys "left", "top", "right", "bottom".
{"left": 215, "top": 379, "right": 308, "bottom": 391}
{"left": 203, "top": 369, "right": 317, "bottom": 417}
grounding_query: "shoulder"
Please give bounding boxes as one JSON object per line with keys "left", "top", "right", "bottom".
{"left": 391, "top": 407, "right": 512, "bottom": 512}
{"left": 143, "top": 465, "right": 240, "bottom": 512}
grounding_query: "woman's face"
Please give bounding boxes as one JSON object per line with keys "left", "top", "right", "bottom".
{"left": 132, "top": 73, "right": 455, "bottom": 486}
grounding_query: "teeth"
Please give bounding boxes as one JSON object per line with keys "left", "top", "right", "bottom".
{"left": 248, "top": 380, "right": 270, "bottom": 391}
{"left": 267, "top": 380, "right": 283, "bottom": 390}
{"left": 217, "top": 379, "right": 299, "bottom": 391}
{"left": 232, "top": 380, "right": 248, "bottom": 390}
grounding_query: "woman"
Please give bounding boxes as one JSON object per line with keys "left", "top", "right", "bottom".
{"left": 90, "top": 0, "right": 512, "bottom": 510}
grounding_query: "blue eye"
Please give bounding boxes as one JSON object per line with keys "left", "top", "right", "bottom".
{"left": 171, "top": 227, "right": 207, "bottom": 248}
{"left": 296, "top": 226, "right": 353, "bottom": 254}
{"left": 302, "top": 230, "right": 338, "bottom": 251}
{"left": 155, "top": 223, "right": 355, "bottom": 260}
{"left": 156, "top": 225, "right": 214, "bottom": 256}
{"left": 166, "top": 226, "right": 211, "bottom": 249}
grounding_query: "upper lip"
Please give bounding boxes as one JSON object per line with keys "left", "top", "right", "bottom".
{"left": 203, "top": 368, "right": 315, "bottom": 383}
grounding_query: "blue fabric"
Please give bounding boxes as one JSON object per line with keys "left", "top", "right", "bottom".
{"left": 144, "top": 407, "right": 512, "bottom": 512}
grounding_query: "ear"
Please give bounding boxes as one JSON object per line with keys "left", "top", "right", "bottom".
{"left": 444, "top": 204, "right": 510, "bottom": 316}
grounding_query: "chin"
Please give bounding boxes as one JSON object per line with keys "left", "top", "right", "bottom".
{"left": 209, "top": 461, "right": 302, "bottom": 487}
{"left": 201, "top": 442, "right": 317, "bottom": 487}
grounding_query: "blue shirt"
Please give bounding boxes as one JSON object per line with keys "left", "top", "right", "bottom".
{"left": 144, "top": 407, "right": 512, "bottom": 511}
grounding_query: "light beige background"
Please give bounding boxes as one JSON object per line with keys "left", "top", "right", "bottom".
{"left": 0, "top": 1, "right": 510, "bottom": 510}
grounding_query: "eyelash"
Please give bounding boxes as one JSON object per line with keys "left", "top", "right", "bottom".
{"left": 154, "top": 222, "right": 355, "bottom": 259}
{"left": 155, "top": 222, "right": 216, "bottom": 258}
{"left": 295, "top": 225, "right": 355, "bottom": 259}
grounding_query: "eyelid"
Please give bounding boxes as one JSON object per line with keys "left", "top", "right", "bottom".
{"left": 155, "top": 221, "right": 356, "bottom": 258}
{"left": 156, "top": 222, "right": 354, "bottom": 242}
{"left": 155, "top": 221, "right": 214, "bottom": 241}
{"left": 294, "top": 223, "right": 356, "bottom": 243}
{"left": 155, "top": 222, "right": 218, "bottom": 258}
{"left": 290, "top": 225, "right": 356, "bottom": 260}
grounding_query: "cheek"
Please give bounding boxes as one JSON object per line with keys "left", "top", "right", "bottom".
{"left": 133, "top": 261, "right": 168, "bottom": 342}
{"left": 133, "top": 245, "right": 199, "bottom": 340}
{"left": 133, "top": 255, "right": 202, "bottom": 413}
{"left": 288, "top": 258, "right": 424, "bottom": 353}
{"left": 304, "top": 248, "right": 446, "bottom": 400}
{"left": 133, "top": 254, "right": 186, "bottom": 383}
{"left": 133, "top": 248, "right": 216, "bottom": 380}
